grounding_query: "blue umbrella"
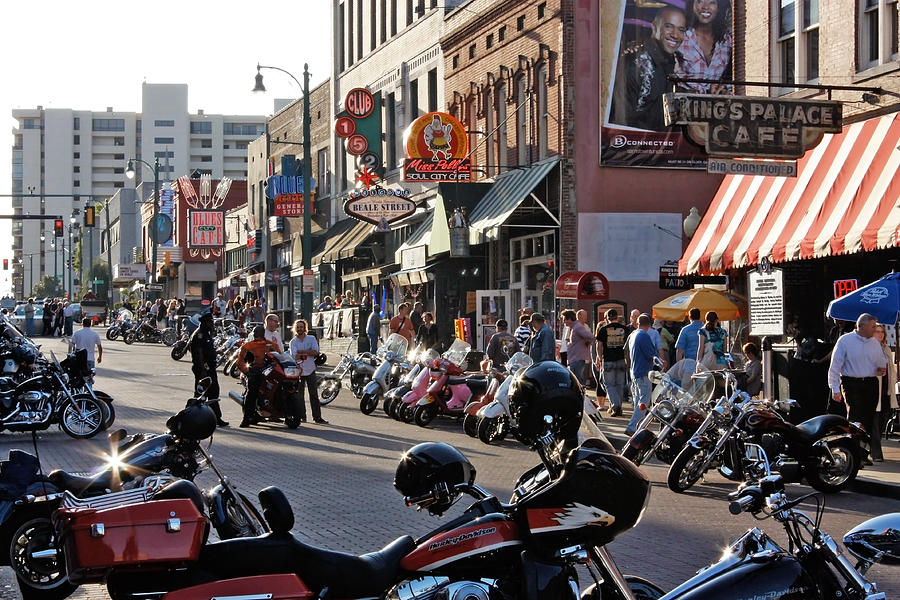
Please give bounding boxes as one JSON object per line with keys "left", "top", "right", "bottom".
{"left": 826, "top": 272, "right": 900, "bottom": 326}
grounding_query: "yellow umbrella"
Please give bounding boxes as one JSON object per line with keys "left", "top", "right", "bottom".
{"left": 652, "top": 288, "right": 744, "bottom": 322}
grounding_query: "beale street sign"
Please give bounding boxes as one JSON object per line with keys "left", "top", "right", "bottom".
{"left": 344, "top": 187, "right": 416, "bottom": 227}
{"left": 663, "top": 94, "right": 843, "bottom": 159}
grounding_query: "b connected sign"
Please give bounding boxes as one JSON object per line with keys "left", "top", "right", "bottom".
{"left": 663, "top": 94, "right": 843, "bottom": 159}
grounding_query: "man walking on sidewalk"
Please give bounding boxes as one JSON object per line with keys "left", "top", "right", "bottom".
{"left": 625, "top": 314, "right": 656, "bottom": 435}
{"left": 596, "top": 309, "right": 628, "bottom": 417}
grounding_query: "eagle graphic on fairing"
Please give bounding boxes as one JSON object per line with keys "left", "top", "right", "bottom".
{"left": 526, "top": 502, "right": 616, "bottom": 533}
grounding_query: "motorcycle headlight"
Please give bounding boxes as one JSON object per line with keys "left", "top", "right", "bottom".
{"left": 654, "top": 399, "right": 676, "bottom": 421}
{"left": 283, "top": 367, "right": 300, "bottom": 377}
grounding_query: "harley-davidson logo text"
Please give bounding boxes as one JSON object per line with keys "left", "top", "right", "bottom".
{"left": 429, "top": 527, "right": 497, "bottom": 551}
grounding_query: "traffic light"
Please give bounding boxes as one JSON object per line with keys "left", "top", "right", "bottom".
{"left": 54, "top": 219, "right": 64, "bottom": 237}
{"left": 83, "top": 206, "right": 95, "bottom": 227}
{"left": 2, "top": 259, "right": 7, "bottom": 270}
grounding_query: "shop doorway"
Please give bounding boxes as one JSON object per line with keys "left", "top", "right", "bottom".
{"left": 509, "top": 231, "right": 556, "bottom": 323}
{"left": 475, "top": 291, "right": 512, "bottom": 351}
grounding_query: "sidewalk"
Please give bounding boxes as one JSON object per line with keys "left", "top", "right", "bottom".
{"left": 593, "top": 397, "right": 900, "bottom": 500}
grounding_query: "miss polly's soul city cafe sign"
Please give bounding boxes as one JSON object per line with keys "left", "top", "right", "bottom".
{"left": 663, "top": 94, "right": 843, "bottom": 159}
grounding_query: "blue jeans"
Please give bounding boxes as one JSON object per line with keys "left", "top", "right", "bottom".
{"left": 64, "top": 316, "right": 73, "bottom": 336}
{"left": 625, "top": 375, "right": 651, "bottom": 435}
{"left": 569, "top": 360, "right": 587, "bottom": 386}
{"left": 368, "top": 334, "right": 378, "bottom": 353}
{"left": 25, "top": 316, "right": 34, "bottom": 336}
{"left": 603, "top": 360, "right": 627, "bottom": 410}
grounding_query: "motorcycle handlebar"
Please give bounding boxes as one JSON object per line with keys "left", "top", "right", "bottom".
{"left": 729, "top": 495, "right": 755, "bottom": 515}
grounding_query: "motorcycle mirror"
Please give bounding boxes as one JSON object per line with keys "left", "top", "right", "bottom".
{"left": 648, "top": 370, "right": 664, "bottom": 385}
{"left": 108, "top": 428, "right": 127, "bottom": 444}
{"left": 652, "top": 356, "right": 663, "bottom": 370}
{"left": 843, "top": 513, "right": 900, "bottom": 566}
{"left": 196, "top": 377, "right": 212, "bottom": 397}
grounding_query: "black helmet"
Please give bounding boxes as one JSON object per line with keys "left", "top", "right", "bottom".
{"left": 11, "top": 343, "right": 37, "bottom": 365}
{"left": 166, "top": 401, "right": 217, "bottom": 441}
{"left": 508, "top": 362, "right": 584, "bottom": 446}
{"left": 394, "top": 442, "right": 476, "bottom": 516}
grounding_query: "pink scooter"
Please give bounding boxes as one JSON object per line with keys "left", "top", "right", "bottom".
{"left": 412, "top": 340, "right": 487, "bottom": 427}
{"left": 395, "top": 339, "right": 471, "bottom": 424}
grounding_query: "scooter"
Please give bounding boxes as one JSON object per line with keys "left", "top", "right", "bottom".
{"left": 383, "top": 346, "right": 437, "bottom": 420}
{"left": 411, "top": 340, "right": 481, "bottom": 427}
{"left": 473, "top": 352, "right": 534, "bottom": 443}
{"left": 359, "top": 333, "right": 409, "bottom": 415}
{"left": 394, "top": 343, "right": 459, "bottom": 424}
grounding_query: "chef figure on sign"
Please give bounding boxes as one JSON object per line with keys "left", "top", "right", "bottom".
{"left": 423, "top": 114, "right": 453, "bottom": 161}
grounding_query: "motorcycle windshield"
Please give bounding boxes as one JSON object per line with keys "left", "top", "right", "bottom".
{"left": 381, "top": 333, "right": 410, "bottom": 357}
{"left": 116, "top": 308, "right": 134, "bottom": 321}
{"left": 272, "top": 352, "right": 298, "bottom": 367}
{"left": 443, "top": 339, "right": 471, "bottom": 367}
{"left": 505, "top": 352, "right": 533, "bottom": 374}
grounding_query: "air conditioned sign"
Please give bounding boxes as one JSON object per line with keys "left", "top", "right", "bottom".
{"left": 663, "top": 94, "right": 843, "bottom": 159}
{"left": 188, "top": 210, "right": 225, "bottom": 248}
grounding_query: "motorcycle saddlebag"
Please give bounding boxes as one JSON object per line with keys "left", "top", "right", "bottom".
{"left": 54, "top": 498, "right": 207, "bottom": 583}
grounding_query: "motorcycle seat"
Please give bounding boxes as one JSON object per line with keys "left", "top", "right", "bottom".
{"left": 47, "top": 469, "right": 111, "bottom": 495}
{"left": 447, "top": 375, "right": 487, "bottom": 395}
{"left": 198, "top": 487, "right": 416, "bottom": 597}
{"left": 792, "top": 414, "right": 852, "bottom": 444}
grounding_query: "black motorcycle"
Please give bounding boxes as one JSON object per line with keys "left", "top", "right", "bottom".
{"left": 667, "top": 370, "right": 868, "bottom": 494}
{"left": 104, "top": 309, "right": 134, "bottom": 341}
{"left": 0, "top": 351, "right": 106, "bottom": 439}
{"left": 123, "top": 318, "right": 178, "bottom": 346}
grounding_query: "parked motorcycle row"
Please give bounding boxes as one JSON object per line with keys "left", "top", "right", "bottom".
{"left": 3, "top": 357, "right": 896, "bottom": 600}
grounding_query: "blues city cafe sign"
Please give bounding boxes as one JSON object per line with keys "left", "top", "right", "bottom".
{"left": 663, "top": 94, "right": 843, "bottom": 159}
{"left": 344, "top": 187, "right": 416, "bottom": 227}
{"left": 188, "top": 210, "right": 225, "bottom": 249}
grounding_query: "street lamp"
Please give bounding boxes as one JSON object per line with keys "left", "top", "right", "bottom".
{"left": 125, "top": 158, "right": 161, "bottom": 287}
{"left": 253, "top": 63, "right": 313, "bottom": 321}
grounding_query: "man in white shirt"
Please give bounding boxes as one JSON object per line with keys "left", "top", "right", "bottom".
{"left": 63, "top": 301, "right": 75, "bottom": 336}
{"left": 69, "top": 318, "right": 103, "bottom": 368}
{"left": 214, "top": 293, "right": 227, "bottom": 317}
{"left": 264, "top": 313, "right": 284, "bottom": 350}
{"left": 828, "top": 313, "right": 886, "bottom": 437}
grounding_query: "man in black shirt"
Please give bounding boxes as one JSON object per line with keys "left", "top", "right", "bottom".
{"left": 596, "top": 309, "right": 629, "bottom": 417}
{"left": 189, "top": 312, "right": 229, "bottom": 427}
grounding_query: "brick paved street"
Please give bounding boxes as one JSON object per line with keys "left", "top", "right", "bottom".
{"left": 0, "top": 338, "right": 897, "bottom": 599}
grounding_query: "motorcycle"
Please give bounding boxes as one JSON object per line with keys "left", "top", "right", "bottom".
{"left": 0, "top": 350, "right": 106, "bottom": 439}
{"left": 228, "top": 350, "right": 304, "bottom": 428}
{"left": 473, "top": 352, "right": 534, "bottom": 443}
{"left": 359, "top": 333, "right": 409, "bottom": 415}
{"left": 104, "top": 309, "right": 133, "bottom": 341}
{"left": 316, "top": 339, "right": 378, "bottom": 405}
{"left": 383, "top": 346, "right": 438, "bottom": 420}
{"left": 667, "top": 369, "right": 869, "bottom": 494}
{"left": 123, "top": 317, "right": 178, "bottom": 346}
{"left": 57, "top": 349, "right": 116, "bottom": 430}
{"left": 214, "top": 323, "right": 244, "bottom": 367}
{"left": 621, "top": 367, "right": 715, "bottom": 466}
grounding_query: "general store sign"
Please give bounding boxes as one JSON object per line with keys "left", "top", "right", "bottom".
{"left": 403, "top": 112, "right": 471, "bottom": 182}
{"left": 663, "top": 94, "right": 843, "bottom": 159}
{"left": 344, "top": 187, "right": 416, "bottom": 227}
{"left": 188, "top": 210, "right": 225, "bottom": 248}
{"left": 265, "top": 174, "right": 315, "bottom": 217}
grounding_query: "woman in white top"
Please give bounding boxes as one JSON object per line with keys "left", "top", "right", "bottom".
{"left": 872, "top": 323, "right": 897, "bottom": 462}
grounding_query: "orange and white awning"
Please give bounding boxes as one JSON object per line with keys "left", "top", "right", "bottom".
{"left": 680, "top": 111, "right": 900, "bottom": 275}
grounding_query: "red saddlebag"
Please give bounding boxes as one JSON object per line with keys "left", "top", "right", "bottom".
{"left": 55, "top": 498, "right": 207, "bottom": 583}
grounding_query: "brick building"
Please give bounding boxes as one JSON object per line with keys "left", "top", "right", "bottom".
{"left": 440, "top": 0, "right": 578, "bottom": 346}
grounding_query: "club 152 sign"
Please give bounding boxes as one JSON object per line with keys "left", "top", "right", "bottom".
{"left": 188, "top": 210, "right": 225, "bottom": 248}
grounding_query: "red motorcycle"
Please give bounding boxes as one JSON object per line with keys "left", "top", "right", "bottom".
{"left": 53, "top": 363, "right": 663, "bottom": 600}
{"left": 228, "top": 350, "right": 304, "bottom": 429}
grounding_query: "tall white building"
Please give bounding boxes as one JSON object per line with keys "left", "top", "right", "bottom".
{"left": 9, "top": 83, "right": 266, "bottom": 298}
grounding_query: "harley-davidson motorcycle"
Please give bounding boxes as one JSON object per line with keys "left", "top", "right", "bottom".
{"left": 228, "top": 349, "right": 304, "bottom": 428}
{"left": 667, "top": 369, "right": 869, "bottom": 494}
{"left": 317, "top": 339, "right": 379, "bottom": 404}
{"left": 104, "top": 309, "right": 134, "bottom": 341}
{"left": 123, "top": 317, "right": 178, "bottom": 346}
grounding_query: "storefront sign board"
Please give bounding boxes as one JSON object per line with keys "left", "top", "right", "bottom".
{"left": 188, "top": 210, "right": 225, "bottom": 248}
{"left": 748, "top": 268, "right": 784, "bottom": 336}
{"left": 403, "top": 112, "right": 471, "bottom": 182}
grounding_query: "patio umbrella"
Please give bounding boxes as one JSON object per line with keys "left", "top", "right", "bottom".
{"left": 826, "top": 272, "right": 900, "bottom": 326}
{"left": 652, "top": 287, "right": 744, "bottom": 322}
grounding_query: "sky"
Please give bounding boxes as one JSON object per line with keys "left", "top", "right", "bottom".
{"left": 0, "top": 0, "right": 333, "bottom": 297}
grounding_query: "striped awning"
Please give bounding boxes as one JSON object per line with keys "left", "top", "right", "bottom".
{"left": 681, "top": 111, "right": 900, "bottom": 275}
{"left": 468, "top": 156, "right": 560, "bottom": 245}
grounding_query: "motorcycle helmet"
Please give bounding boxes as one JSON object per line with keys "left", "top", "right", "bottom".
{"left": 166, "top": 400, "right": 217, "bottom": 441}
{"left": 11, "top": 343, "right": 37, "bottom": 366}
{"left": 394, "top": 442, "right": 476, "bottom": 516}
{"left": 508, "top": 362, "right": 584, "bottom": 446}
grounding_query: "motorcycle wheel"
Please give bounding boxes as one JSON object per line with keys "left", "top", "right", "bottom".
{"left": 229, "top": 362, "right": 241, "bottom": 379}
{"left": 285, "top": 394, "right": 303, "bottom": 429}
{"left": 214, "top": 491, "right": 269, "bottom": 540}
{"left": 667, "top": 445, "right": 708, "bottom": 493}
{"left": 582, "top": 575, "right": 665, "bottom": 600}
{"left": 170, "top": 342, "right": 188, "bottom": 361}
{"left": 9, "top": 513, "right": 77, "bottom": 600}
{"left": 123, "top": 330, "right": 136, "bottom": 345}
{"left": 462, "top": 413, "right": 479, "bottom": 437}
{"left": 318, "top": 377, "right": 341, "bottom": 405}
{"left": 805, "top": 439, "right": 860, "bottom": 493}
{"left": 59, "top": 395, "right": 105, "bottom": 439}
{"left": 223, "top": 360, "right": 233, "bottom": 377}
{"left": 96, "top": 398, "right": 115, "bottom": 431}
{"left": 105, "top": 328, "right": 117, "bottom": 341}
{"left": 477, "top": 416, "right": 508, "bottom": 444}
{"left": 414, "top": 404, "right": 438, "bottom": 427}
{"left": 622, "top": 439, "right": 654, "bottom": 467}
{"left": 161, "top": 329, "right": 178, "bottom": 347}
{"left": 359, "top": 392, "right": 380, "bottom": 415}
{"left": 400, "top": 402, "right": 416, "bottom": 423}
{"left": 383, "top": 395, "right": 397, "bottom": 418}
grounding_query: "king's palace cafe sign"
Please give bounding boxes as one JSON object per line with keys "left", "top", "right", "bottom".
{"left": 663, "top": 94, "right": 843, "bottom": 159}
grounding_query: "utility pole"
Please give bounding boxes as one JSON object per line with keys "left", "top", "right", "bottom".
{"left": 105, "top": 200, "right": 113, "bottom": 306}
